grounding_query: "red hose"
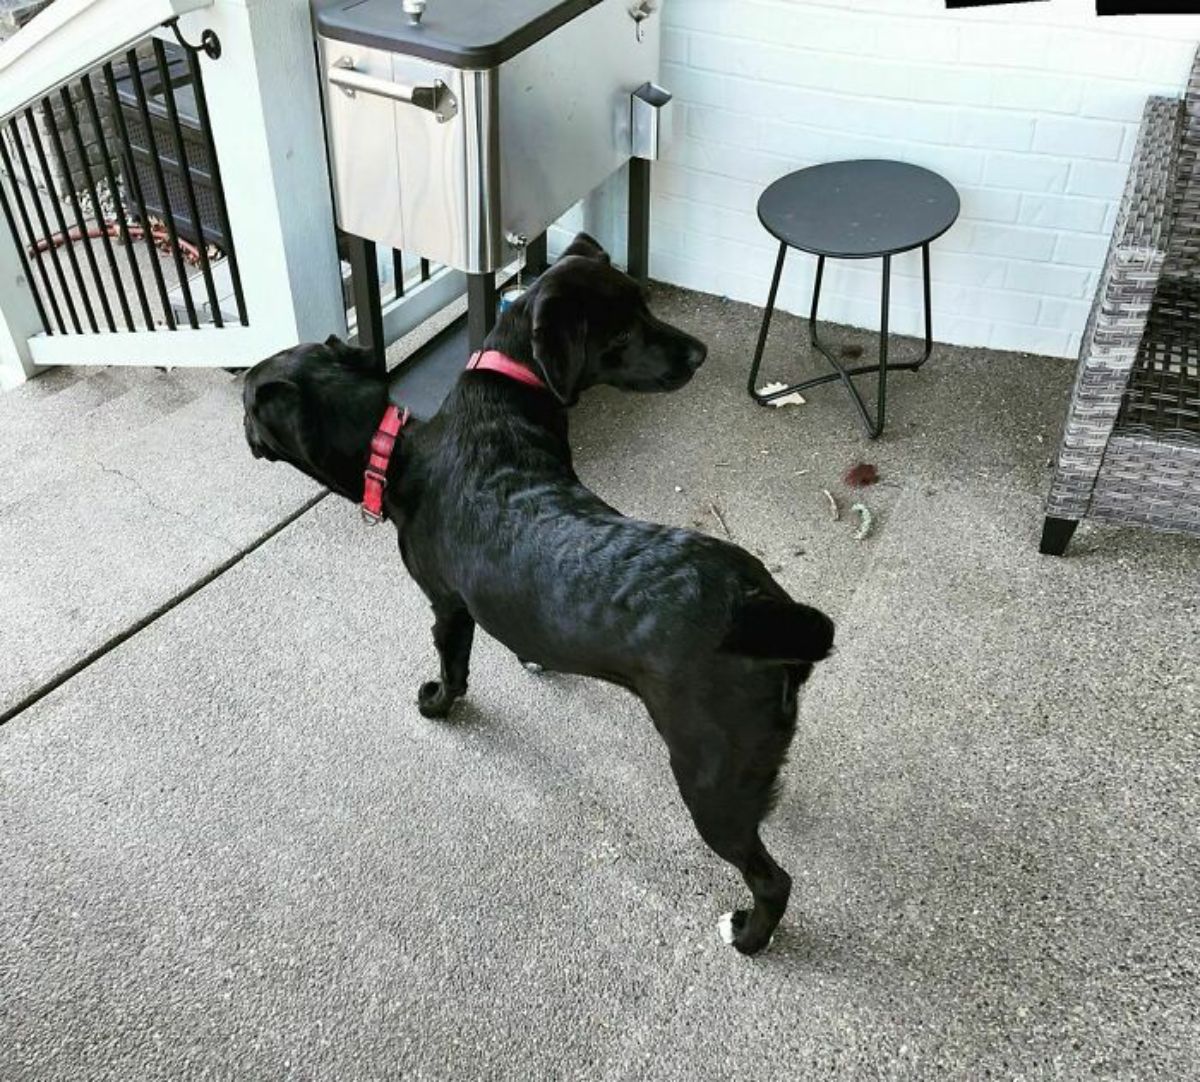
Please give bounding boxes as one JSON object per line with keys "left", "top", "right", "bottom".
{"left": 29, "top": 220, "right": 207, "bottom": 265}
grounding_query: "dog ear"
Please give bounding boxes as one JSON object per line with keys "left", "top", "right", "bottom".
{"left": 250, "top": 378, "right": 306, "bottom": 447}
{"left": 559, "top": 231, "right": 610, "bottom": 264}
{"left": 324, "top": 334, "right": 375, "bottom": 369}
{"left": 530, "top": 290, "right": 589, "bottom": 405}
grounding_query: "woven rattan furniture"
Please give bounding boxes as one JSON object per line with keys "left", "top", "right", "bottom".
{"left": 1041, "top": 54, "right": 1200, "bottom": 555}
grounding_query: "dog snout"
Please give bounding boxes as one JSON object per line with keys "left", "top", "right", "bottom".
{"left": 645, "top": 313, "right": 707, "bottom": 372}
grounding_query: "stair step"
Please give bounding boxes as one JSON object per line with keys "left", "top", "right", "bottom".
{"left": 0, "top": 367, "right": 235, "bottom": 506}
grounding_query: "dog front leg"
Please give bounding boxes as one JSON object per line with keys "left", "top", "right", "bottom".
{"left": 417, "top": 602, "right": 475, "bottom": 719}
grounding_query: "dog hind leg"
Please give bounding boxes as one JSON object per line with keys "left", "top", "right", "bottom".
{"left": 418, "top": 599, "right": 475, "bottom": 719}
{"left": 715, "top": 836, "right": 791, "bottom": 955}
{"left": 662, "top": 700, "right": 795, "bottom": 955}
{"left": 680, "top": 781, "right": 792, "bottom": 956}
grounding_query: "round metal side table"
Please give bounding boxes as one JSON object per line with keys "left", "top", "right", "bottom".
{"left": 747, "top": 160, "right": 960, "bottom": 439}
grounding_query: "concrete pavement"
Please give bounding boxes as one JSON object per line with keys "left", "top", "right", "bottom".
{"left": 1, "top": 286, "right": 1197, "bottom": 1079}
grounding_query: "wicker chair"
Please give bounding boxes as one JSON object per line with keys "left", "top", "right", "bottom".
{"left": 1041, "top": 51, "right": 1200, "bottom": 555}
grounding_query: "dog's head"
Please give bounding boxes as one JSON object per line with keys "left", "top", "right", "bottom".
{"left": 243, "top": 335, "right": 384, "bottom": 498}
{"left": 521, "top": 233, "right": 707, "bottom": 405}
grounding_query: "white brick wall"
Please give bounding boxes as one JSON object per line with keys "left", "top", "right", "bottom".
{"left": 555, "top": 0, "right": 1200, "bottom": 359}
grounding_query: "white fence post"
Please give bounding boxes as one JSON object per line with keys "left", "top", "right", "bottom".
{"left": 173, "top": 0, "right": 346, "bottom": 349}
{"left": 0, "top": 173, "right": 42, "bottom": 389}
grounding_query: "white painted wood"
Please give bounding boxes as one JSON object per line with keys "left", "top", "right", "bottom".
{"left": 28, "top": 324, "right": 284, "bottom": 367}
{"left": 0, "top": 0, "right": 212, "bottom": 117}
{"left": 0, "top": 173, "right": 43, "bottom": 388}
{"left": 0, "top": 0, "right": 375, "bottom": 386}
{"left": 177, "top": 0, "right": 346, "bottom": 351}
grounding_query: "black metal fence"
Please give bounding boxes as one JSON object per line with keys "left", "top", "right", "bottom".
{"left": 0, "top": 23, "right": 246, "bottom": 337}
{"left": 342, "top": 231, "right": 443, "bottom": 359}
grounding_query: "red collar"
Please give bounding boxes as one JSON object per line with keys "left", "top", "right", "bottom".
{"left": 466, "top": 349, "right": 545, "bottom": 390}
{"left": 361, "top": 352, "right": 540, "bottom": 523}
{"left": 361, "top": 404, "right": 410, "bottom": 524}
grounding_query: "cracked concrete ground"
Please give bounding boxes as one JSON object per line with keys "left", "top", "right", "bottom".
{"left": 1, "top": 284, "right": 1198, "bottom": 1080}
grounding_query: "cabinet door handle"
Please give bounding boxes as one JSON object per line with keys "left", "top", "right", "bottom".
{"left": 328, "top": 58, "right": 458, "bottom": 123}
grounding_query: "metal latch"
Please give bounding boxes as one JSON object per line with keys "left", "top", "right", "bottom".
{"left": 329, "top": 57, "right": 458, "bottom": 123}
{"left": 629, "top": 0, "right": 658, "bottom": 40}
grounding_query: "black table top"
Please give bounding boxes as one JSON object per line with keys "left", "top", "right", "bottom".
{"left": 314, "top": 0, "right": 602, "bottom": 69}
{"left": 758, "top": 160, "right": 960, "bottom": 259}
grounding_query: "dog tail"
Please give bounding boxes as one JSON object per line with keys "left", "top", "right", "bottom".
{"left": 722, "top": 598, "right": 835, "bottom": 663}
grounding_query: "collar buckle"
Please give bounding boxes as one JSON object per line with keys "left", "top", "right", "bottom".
{"left": 360, "top": 405, "right": 409, "bottom": 525}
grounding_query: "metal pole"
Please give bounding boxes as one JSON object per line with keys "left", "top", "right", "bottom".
{"left": 102, "top": 59, "right": 176, "bottom": 329}
{"left": 125, "top": 47, "right": 198, "bottom": 328}
{"left": 78, "top": 72, "right": 152, "bottom": 330}
{"left": 628, "top": 157, "right": 651, "bottom": 286}
{"left": 348, "top": 234, "right": 384, "bottom": 372}
{"left": 747, "top": 242, "right": 787, "bottom": 400}
{"left": 467, "top": 272, "right": 497, "bottom": 351}
{"left": 151, "top": 38, "right": 222, "bottom": 327}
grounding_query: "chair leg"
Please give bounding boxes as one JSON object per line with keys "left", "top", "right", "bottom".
{"left": 1039, "top": 516, "right": 1078, "bottom": 556}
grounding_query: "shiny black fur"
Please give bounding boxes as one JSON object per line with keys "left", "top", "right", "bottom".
{"left": 243, "top": 233, "right": 834, "bottom": 954}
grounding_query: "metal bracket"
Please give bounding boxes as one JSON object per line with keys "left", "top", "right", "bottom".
{"left": 166, "top": 21, "right": 221, "bottom": 60}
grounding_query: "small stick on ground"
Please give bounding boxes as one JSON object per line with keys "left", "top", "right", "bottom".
{"left": 822, "top": 488, "right": 840, "bottom": 521}
{"left": 709, "top": 500, "right": 734, "bottom": 540}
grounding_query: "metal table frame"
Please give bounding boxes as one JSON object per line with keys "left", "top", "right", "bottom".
{"left": 747, "top": 240, "right": 935, "bottom": 440}
{"left": 348, "top": 157, "right": 653, "bottom": 375}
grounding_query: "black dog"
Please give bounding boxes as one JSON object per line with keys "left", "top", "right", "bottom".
{"left": 243, "top": 233, "right": 834, "bottom": 954}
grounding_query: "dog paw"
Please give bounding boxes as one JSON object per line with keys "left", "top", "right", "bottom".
{"left": 521, "top": 659, "right": 545, "bottom": 675}
{"left": 417, "top": 680, "right": 464, "bottom": 719}
{"left": 717, "top": 911, "right": 772, "bottom": 956}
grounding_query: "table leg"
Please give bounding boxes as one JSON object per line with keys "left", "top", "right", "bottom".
{"left": 875, "top": 254, "right": 891, "bottom": 437}
{"left": 919, "top": 242, "right": 933, "bottom": 367}
{"left": 526, "top": 233, "right": 548, "bottom": 277}
{"left": 806, "top": 254, "right": 886, "bottom": 438}
{"left": 467, "top": 272, "right": 497, "bottom": 351}
{"left": 628, "top": 157, "right": 651, "bottom": 286}
{"left": 348, "top": 234, "right": 385, "bottom": 374}
{"left": 746, "top": 242, "right": 788, "bottom": 398}
{"left": 749, "top": 246, "right": 937, "bottom": 438}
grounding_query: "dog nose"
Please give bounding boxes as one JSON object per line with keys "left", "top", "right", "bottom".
{"left": 687, "top": 339, "right": 708, "bottom": 371}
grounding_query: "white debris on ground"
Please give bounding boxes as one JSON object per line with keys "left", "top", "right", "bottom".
{"left": 851, "top": 502, "right": 874, "bottom": 541}
{"left": 757, "top": 381, "right": 806, "bottom": 407}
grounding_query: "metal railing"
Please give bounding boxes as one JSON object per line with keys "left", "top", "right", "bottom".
{"left": 393, "top": 252, "right": 433, "bottom": 299}
{"left": 0, "top": 24, "right": 246, "bottom": 338}
{"left": 0, "top": 0, "right": 464, "bottom": 388}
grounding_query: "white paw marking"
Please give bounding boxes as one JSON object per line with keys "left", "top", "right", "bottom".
{"left": 523, "top": 662, "right": 545, "bottom": 674}
{"left": 717, "top": 912, "right": 735, "bottom": 945}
